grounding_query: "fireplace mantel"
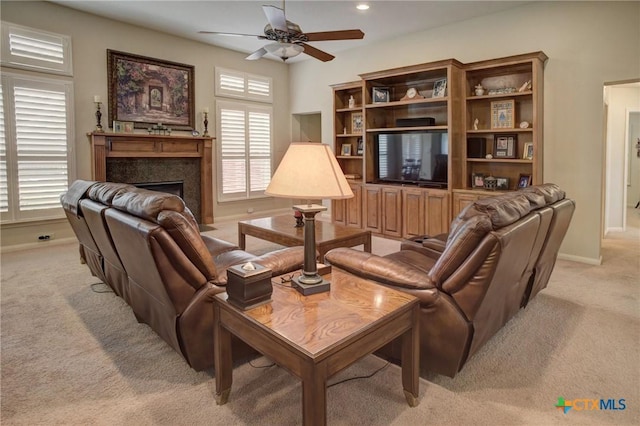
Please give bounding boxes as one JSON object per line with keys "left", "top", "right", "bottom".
{"left": 89, "top": 132, "right": 214, "bottom": 223}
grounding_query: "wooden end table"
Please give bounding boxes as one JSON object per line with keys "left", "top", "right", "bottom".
{"left": 213, "top": 268, "right": 420, "bottom": 426}
{"left": 238, "top": 215, "right": 371, "bottom": 262}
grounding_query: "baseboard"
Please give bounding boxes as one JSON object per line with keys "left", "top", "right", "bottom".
{"left": 0, "top": 237, "right": 78, "bottom": 254}
{"left": 605, "top": 227, "right": 624, "bottom": 235}
{"left": 557, "top": 252, "right": 602, "bottom": 265}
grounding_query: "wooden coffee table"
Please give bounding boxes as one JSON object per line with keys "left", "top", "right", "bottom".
{"left": 238, "top": 215, "right": 371, "bottom": 262}
{"left": 213, "top": 268, "right": 420, "bottom": 426}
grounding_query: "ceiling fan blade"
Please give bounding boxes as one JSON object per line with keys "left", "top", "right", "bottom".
{"left": 299, "top": 43, "right": 334, "bottom": 62}
{"left": 245, "top": 47, "right": 268, "bottom": 61}
{"left": 304, "top": 29, "right": 365, "bottom": 42}
{"left": 263, "top": 5, "right": 288, "bottom": 32}
{"left": 199, "top": 31, "right": 266, "bottom": 39}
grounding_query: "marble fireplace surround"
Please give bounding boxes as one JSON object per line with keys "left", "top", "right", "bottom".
{"left": 89, "top": 132, "right": 214, "bottom": 224}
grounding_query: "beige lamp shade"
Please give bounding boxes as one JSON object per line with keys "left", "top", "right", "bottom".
{"left": 265, "top": 142, "right": 354, "bottom": 200}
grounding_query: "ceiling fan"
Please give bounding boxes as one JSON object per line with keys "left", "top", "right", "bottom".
{"left": 199, "top": 1, "right": 364, "bottom": 62}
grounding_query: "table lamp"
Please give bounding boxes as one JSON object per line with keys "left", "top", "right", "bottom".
{"left": 265, "top": 142, "right": 353, "bottom": 295}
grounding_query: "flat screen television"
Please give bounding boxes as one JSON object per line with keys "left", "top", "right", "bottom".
{"left": 375, "top": 131, "right": 448, "bottom": 188}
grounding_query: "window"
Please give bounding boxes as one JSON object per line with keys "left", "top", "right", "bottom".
{"left": 215, "top": 68, "right": 273, "bottom": 202}
{"left": 216, "top": 100, "right": 272, "bottom": 201}
{"left": 1, "top": 21, "right": 73, "bottom": 76}
{"left": 215, "top": 67, "right": 272, "bottom": 103}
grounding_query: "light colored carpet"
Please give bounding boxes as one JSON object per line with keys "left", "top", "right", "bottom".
{"left": 1, "top": 213, "right": 639, "bottom": 425}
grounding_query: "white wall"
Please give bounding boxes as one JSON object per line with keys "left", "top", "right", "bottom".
{"left": 0, "top": 1, "right": 294, "bottom": 247}
{"left": 605, "top": 87, "right": 640, "bottom": 232}
{"left": 289, "top": 1, "right": 640, "bottom": 263}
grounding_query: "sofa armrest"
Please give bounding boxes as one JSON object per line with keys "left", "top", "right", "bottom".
{"left": 251, "top": 246, "right": 305, "bottom": 276}
{"left": 325, "top": 248, "right": 436, "bottom": 291}
{"left": 201, "top": 234, "right": 240, "bottom": 258}
{"left": 401, "top": 237, "right": 447, "bottom": 260}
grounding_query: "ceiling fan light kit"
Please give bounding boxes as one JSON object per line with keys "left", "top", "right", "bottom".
{"left": 200, "top": 1, "right": 364, "bottom": 62}
{"left": 264, "top": 42, "right": 304, "bottom": 60}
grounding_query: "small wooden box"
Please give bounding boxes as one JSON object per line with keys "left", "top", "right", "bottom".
{"left": 226, "top": 263, "right": 273, "bottom": 310}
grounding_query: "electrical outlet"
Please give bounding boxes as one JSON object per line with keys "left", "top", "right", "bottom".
{"left": 37, "top": 233, "right": 55, "bottom": 241}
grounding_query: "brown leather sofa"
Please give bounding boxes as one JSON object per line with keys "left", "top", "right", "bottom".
{"left": 325, "top": 184, "right": 574, "bottom": 377}
{"left": 62, "top": 180, "right": 304, "bottom": 371}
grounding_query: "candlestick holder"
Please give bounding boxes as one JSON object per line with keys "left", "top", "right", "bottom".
{"left": 203, "top": 112, "right": 209, "bottom": 137}
{"left": 94, "top": 102, "right": 104, "bottom": 132}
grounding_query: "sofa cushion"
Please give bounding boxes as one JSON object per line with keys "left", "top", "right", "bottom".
{"left": 111, "top": 188, "right": 185, "bottom": 222}
{"left": 430, "top": 214, "right": 492, "bottom": 287}
{"left": 471, "top": 193, "right": 532, "bottom": 229}
{"left": 520, "top": 183, "right": 565, "bottom": 204}
{"left": 88, "top": 182, "right": 135, "bottom": 205}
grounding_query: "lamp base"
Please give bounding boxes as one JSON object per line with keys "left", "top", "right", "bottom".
{"left": 292, "top": 276, "right": 330, "bottom": 295}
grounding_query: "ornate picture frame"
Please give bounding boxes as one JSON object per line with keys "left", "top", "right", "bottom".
{"left": 107, "top": 50, "right": 195, "bottom": 130}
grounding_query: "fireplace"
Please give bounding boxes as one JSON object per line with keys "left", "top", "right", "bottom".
{"left": 133, "top": 180, "right": 184, "bottom": 198}
{"left": 89, "top": 132, "right": 214, "bottom": 224}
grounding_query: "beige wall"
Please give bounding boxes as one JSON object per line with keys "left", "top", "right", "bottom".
{"left": 289, "top": 1, "right": 640, "bottom": 263}
{"left": 0, "top": 1, "right": 294, "bottom": 247}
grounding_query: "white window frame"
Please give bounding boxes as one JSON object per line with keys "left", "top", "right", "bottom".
{"left": 216, "top": 99, "right": 273, "bottom": 202}
{"left": 1, "top": 21, "right": 73, "bottom": 76}
{"left": 0, "top": 72, "right": 76, "bottom": 223}
{"left": 215, "top": 67, "right": 273, "bottom": 103}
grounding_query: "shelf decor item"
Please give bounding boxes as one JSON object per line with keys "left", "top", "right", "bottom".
{"left": 372, "top": 87, "right": 390, "bottom": 103}
{"left": 496, "top": 177, "right": 510, "bottom": 190}
{"left": 472, "top": 173, "right": 485, "bottom": 188}
{"left": 356, "top": 137, "right": 363, "bottom": 155}
{"left": 522, "top": 142, "right": 534, "bottom": 160}
{"left": 491, "top": 99, "right": 515, "bottom": 129}
{"left": 517, "top": 174, "right": 532, "bottom": 188}
{"left": 351, "top": 112, "right": 363, "bottom": 134}
{"left": 341, "top": 144, "right": 352, "bottom": 156}
{"left": 107, "top": 49, "right": 195, "bottom": 130}
{"left": 494, "top": 134, "right": 517, "bottom": 159}
{"left": 93, "top": 95, "right": 104, "bottom": 132}
{"left": 432, "top": 78, "right": 447, "bottom": 98}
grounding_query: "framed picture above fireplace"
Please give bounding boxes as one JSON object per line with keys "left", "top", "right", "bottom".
{"left": 107, "top": 50, "right": 195, "bottom": 130}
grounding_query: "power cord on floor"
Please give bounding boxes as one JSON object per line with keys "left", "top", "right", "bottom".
{"left": 248, "top": 356, "right": 390, "bottom": 387}
{"left": 328, "top": 361, "right": 389, "bottom": 388}
{"left": 90, "top": 282, "right": 113, "bottom": 293}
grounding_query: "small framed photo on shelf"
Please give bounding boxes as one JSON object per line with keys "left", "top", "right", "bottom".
{"left": 351, "top": 112, "right": 363, "bottom": 134}
{"left": 496, "top": 177, "right": 510, "bottom": 190}
{"left": 123, "top": 121, "right": 134, "bottom": 133}
{"left": 372, "top": 87, "right": 390, "bottom": 104}
{"left": 432, "top": 78, "right": 447, "bottom": 98}
{"left": 517, "top": 174, "right": 532, "bottom": 189}
{"left": 341, "top": 143, "right": 352, "bottom": 156}
{"left": 113, "top": 120, "right": 125, "bottom": 133}
{"left": 472, "top": 172, "right": 485, "bottom": 188}
{"left": 494, "top": 134, "right": 517, "bottom": 159}
{"left": 356, "top": 137, "right": 364, "bottom": 155}
{"left": 522, "top": 142, "right": 534, "bottom": 160}
{"left": 491, "top": 99, "right": 515, "bottom": 129}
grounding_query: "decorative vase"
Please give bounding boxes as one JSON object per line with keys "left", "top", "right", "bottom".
{"left": 474, "top": 84, "right": 485, "bottom": 96}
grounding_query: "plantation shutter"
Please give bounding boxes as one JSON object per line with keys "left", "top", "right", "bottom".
{"left": 1, "top": 21, "right": 73, "bottom": 75}
{"left": 15, "top": 84, "right": 69, "bottom": 211}
{"left": 1, "top": 74, "right": 74, "bottom": 222}
{"left": 217, "top": 101, "right": 272, "bottom": 201}
{"left": 215, "top": 68, "right": 273, "bottom": 103}
{"left": 0, "top": 84, "right": 8, "bottom": 213}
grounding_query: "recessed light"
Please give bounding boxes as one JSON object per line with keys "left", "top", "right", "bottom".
{"left": 356, "top": 4, "right": 370, "bottom": 11}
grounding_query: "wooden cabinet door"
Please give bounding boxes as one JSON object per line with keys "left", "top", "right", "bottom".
{"left": 363, "top": 185, "right": 382, "bottom": 233}
{"left": 424, "top": 191, "right": 450, "bottom": 236}
{"left": 402, "top": 188, "right": 425, "bottom": 238}
{"left": 332, "top": 199, "right": 346, "bottom": 225}
{"left": 452, "top": 192, "right": 481, "bottom": 217}
{"left": 382, "top": 186, "right": 402, "bottom": 238}
{"left": 345, "top": 183, "right": 362, "bottom": 228}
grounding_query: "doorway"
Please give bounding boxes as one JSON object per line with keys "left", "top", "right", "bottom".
{"left": 603, "top": 81, "right": 640, "bottom": 238}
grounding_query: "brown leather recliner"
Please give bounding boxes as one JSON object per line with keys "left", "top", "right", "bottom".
{"left": 62, "top": 180, "right": 305, "bottom": 371}
{"left": 325, "top": 184, "right": 574, "bottom": 377}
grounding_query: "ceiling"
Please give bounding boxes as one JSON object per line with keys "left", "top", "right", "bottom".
{"left": 51, "top": 1, "right": 530, "bottom": 63}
